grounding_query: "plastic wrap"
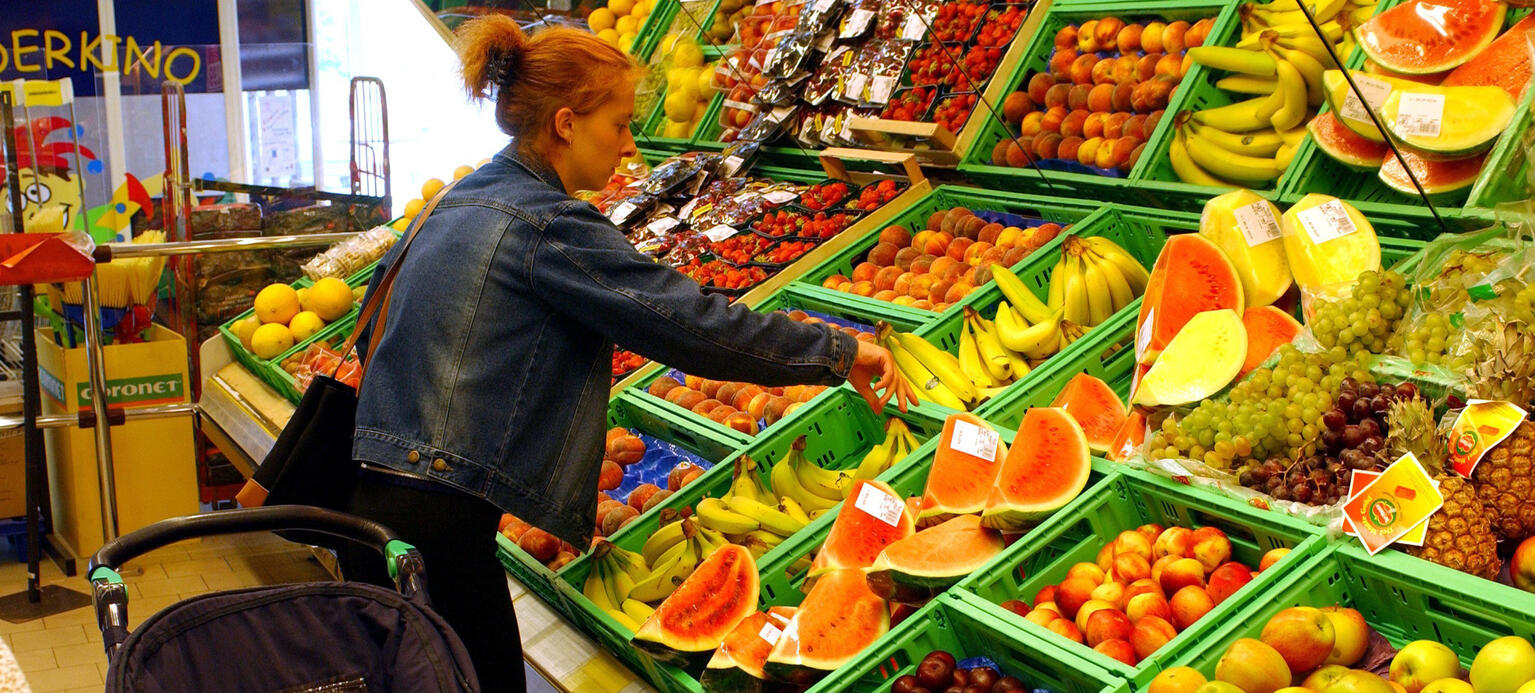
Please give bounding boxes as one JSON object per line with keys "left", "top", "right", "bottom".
{"left": 300, "top": 226, "right": 399, "bottom": 281}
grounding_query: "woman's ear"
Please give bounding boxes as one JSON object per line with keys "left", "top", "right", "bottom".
{"left": 553, "top": 107, "right": 577, "bottom": 145}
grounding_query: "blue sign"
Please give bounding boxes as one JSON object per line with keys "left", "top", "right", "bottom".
{"left": 0, "top": 0, "right": 222, "bottom": 96}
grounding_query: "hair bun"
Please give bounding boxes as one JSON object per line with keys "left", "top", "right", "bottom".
{"left": 485, "top": 49, "right": 519, "bottom": 88}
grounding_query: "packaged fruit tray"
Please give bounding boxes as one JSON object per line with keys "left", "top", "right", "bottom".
{"left": 496, "top": 389, "right": 745, "bottom": 615}
{"left": 268, "top": 315, "right": 360, "bottom": 405}
{"left": 216, "top": 264, "right": 372, "bottom": 399}
{"left": 791, "top": 185, "right": 1104, "bottom": 315}
{"left": 809, "top": 594, "right": 1128, "bottom": 693}
{"left": 551, "top": 390, "right": 945, "bottom": 693}
{"left": 956, "top": 0, "right": 1242, "bottom": 204}
{"left": 1171, "top": 547, "right": 1535, "bottom": 685}
{"left": 954, "top": 467, "right": 1327, "bottom": 687}
{"left": 749, "top": 205, "right": 866, "bottom": 241}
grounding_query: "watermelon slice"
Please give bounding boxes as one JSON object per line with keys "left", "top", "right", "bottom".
{"left": 1443, "top": 14, "right": 1535, "bottom": 100}
{"left": 700, "top": 607, "right": 796, "bottom": 693}
{"left": 1050, "top": 373, "right": 1128, "bottom": 454}
{"left": 982, "top": 407, "right": 1092, "bottom": 532}
{"left": 1136, "top": 234, "right": 1245, "bottom": 364}
{"left": 866, "top": 514, "right": 1004, "bottom": 604}
{"left": 1356, "top": 0, "right": 1506, "bottom": 75}
{"left": 1108, "top": 410, "right": 1147, "bottom": 462}
{"left": 917, "top": 413, "right": 1008, "bottom": 526}
{"left": 764, "top": 568, "right": 889, "bottom": 686}
{"left": 1378, "top": 148, "right": 1488, "bottom": 195}
{"left": 1241, "top": 306, "right": 1302, "bottom": 376}
{"left": 812, "top": 479, "right": 914, "bottom": 576}
{"left": 634, "top": 545, "right": 759, "bottom": 667}
{"left": 1309, "top": 111, "right": 1389, "bottom": 170}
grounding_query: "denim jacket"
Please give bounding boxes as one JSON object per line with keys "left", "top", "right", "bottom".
{"left": 352, "top": 143, "right": 858, "bottom": 546}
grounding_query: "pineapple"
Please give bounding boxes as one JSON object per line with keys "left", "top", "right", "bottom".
{"left": 1463, "top": 321, "right": 1535, "bottom": 543}
{"left": 1387, "top": 397, "right": 1502, "bottom": 579}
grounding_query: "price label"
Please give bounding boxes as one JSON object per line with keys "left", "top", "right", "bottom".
{"left": 812, "top": 0, "right": 835, "bottom": 12}
{"left": 815, "top": 30, "right": 836, "bottom": 52}
{"left": 1342, "top": 452, "right": 1444, "bottom": 555}
{"left": 764, "top": 190, "right": 799, "bottom": 204}
{"left": 1448, "top": 399, "right": 1528, "bottom": 477}
{"left": 1394, "top": 92, "right": 1445, "bottom": 137}
{"left": 1342, "top": 469, "right": 1429, "bottom": 546}
{"left": 758, "top": 622, "right": 784, "bottom": 644}
{"left": 646, "top": 217, "right": 681, "bottom": 234}
{"left": 704, "top": 224, "right": 739, "bottom": 242}
{"left": 949, "top": 419, "right": 999, "bottom": 462}
{"left": 841, "top": 9, "right": 875, "bottom": 37}
{"left": 1296, "top": 199, "right": 1357, "bottom": 244}
{"left": 844, "top": 73, "right": 869, "bottom": 100}
{"left": 901, "top": 14, "right": 928, "bottom": 40}
{"left": 868, "top": 75, "right": 898, "bottom": 104}
{"left": 610, "top": 201, "right": 638, "bottom": 221}
{"left": 854, "top": 482, "right": 905, "bottom": 527}
{"left": 1233, "top": 199, "right": 1281, "bottom": 247}
{"left": 1340, "top": 75, "right": 1393, "bottom": 123}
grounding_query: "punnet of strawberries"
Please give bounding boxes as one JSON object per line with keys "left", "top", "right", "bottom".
{"left": 800, "top": 181, "right": 853, "bottom": 210}
{"left": 678, "top": 258, "right": 767, "bottom": 290}
{"left": 880, "top": 87, "right": 936, "bottom": 121}
{"left": 853, "top": 180, "right": 903, "bottom": 211}
{"left": 934, "top": 93, "right": 978, "bottom": 133}
{"left": 753, "top": 209, "right": 811, "bottom": 238}
{"left": 975, "top": 4, "right": 1027, "bottom": 47}
{"left": 929, "top": 0, "right": 987, "bottom": 42}
{"left": 710, "top": 233, "right": 773, "bottom": 265}
{"left": 754, "top": 240, "right": 817, "bottom": 265}
{"left": 611, "top": 348, "right": 646, "bottom": 381}
{"left": 800, "top": 211, "right": 857, "bottom": 239}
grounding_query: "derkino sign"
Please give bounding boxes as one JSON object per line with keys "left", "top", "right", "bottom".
{"left": 0, "top": 0, "right": 221, "bottom": 95}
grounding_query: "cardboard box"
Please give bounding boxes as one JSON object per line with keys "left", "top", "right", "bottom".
{"left": 0, "top": 381, "right": 23, "bottom": 518}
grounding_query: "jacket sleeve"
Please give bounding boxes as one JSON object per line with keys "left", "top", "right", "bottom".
{"left": 529, "top": 201, "right": 858, "bottom": 386}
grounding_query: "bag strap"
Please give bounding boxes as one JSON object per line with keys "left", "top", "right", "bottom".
{"left": 333, "top": 179, "right": 461, "bottom": 381}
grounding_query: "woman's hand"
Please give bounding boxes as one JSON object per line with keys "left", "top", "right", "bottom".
{"left": 850, "top": 340, "right": 916, "bottom": 414}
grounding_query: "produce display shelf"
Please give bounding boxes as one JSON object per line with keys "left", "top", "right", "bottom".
{"left": 956, "top": 467, "right": 1327, "bottom": 687}
{"left": 956, "top": 0, "right": 1244, "bottom": 205}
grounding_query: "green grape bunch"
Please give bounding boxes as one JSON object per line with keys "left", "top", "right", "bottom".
{"left": 1309, "top": 269, "right": 1412, "bottom": 357}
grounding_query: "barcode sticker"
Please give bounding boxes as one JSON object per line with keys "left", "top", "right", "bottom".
{"left": 949, "top": 419, "right": 999, "bottom": 462}
{"left": 1340, "top": 75, "right": 1392, "bottom": 122}
{"left": 1233, "top": 199, "right": 1281, "bottom": 247}
{"left": 902, "top": 14, "right": 927, "bottom": 40}
{"left": 1394, "top": 92, "right": 1445, "bottom": 137}
{"left": 1296, "top": 199, "right": 1358, "bottom": 244}
{"left": 646, "top": 217, "right": 681, "bottom": 234}
{"left": 868, "top": 75, "right": 898, "bottom": 104}
{"left": 854, "top": 483, "right": 905, "bottom": 527}
{"left": 758, "top": 622, "right": 784, "bottom": 644}
{"left": 812, "top": 0, "right": 834, "bottom": 11}
{"left": 841, "top": 9, "right": 875, "bottom": 36}
{"left": 845, "top": 73, "right": 869, "bottom": 100}
{"left": 704, "top": 224, "right": 739, "bottom": 242}
{"left": 764, "top": 190, "right": 799, "bottom": 204}
{"left": 611, "top": 201, "right": 637, "bottom": 221}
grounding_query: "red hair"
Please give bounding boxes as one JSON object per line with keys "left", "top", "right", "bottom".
{"left": 457, "top": 16, "right": 641, "bottom": 154}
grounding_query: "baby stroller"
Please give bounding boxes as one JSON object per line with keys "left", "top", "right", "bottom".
{"left": 87, "top": 506, "right": 480, "bottom": 692}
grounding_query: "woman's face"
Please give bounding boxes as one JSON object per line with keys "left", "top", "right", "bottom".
{"left": 558, "top": 79, "right": 639, "bottom": 194}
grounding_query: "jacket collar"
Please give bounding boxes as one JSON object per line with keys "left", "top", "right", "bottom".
{"left": 494, "top": 141, "right": 567, "bottom": 192}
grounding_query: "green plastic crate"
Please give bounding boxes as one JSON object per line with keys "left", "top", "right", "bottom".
{"left": 755, "top": 283, "right": 933, "bottom": 334}
{"left": 1173, "top": 547, "right": 1535, "bottom": 678}
{"left": 807, "top": 594, "right": 1130, "bottom": 693}
{"left": 956, "top": 469, "right": 1326, "bottom": 687}
{"left": 956, "top": 0, "right": 1242, "bottom": 203}
{"left": 216, "top": 267, "right": 371, "bottom": 397}
{"left": 975, "top": 307, "right": 1138, "bottom": 431}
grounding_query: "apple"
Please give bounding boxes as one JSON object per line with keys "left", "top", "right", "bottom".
{"left": 1097, "top": 542, "right": 1116, "bottom": 572}
{"left": 1034, "top": 601, "right": 1060, "bottom": 615}
{"left": 1160, "top": 557, "right": 1207, "bottom": 594}
{"left": 1137, "top": 523, "right": 1165, "bottom": 545}
{"left": 1321, "top": 606, "right": 1370, "bottom": 666}
{"left": 1057, "top": 577, "right": 1098, "bottom": 618}
{"left": 1035, "top": 585, "right": 1058, "bottom": 605}
{"left": 1152, "top": 555, "right": 1180, "bottom": 586}
{"left": 1170, "top": 585, "right": 1215, "bottom": 630}
{"left": 1069, "top": 562, "right": 1108, "bottom": 585}
{"left": 1085, "top": 608, "right": 1135, "bottom": 647}
{"left": 1092, "top": 580, "right": 1128, "bottom": 609}
{"left": 1206, "top": 563, "right": 1254, "bottom": 604}
{"left": 1076, "top": 599, "right": 1114, "bottom": 633}
{"left": 1095, "top": 638, "right": 1138, "bottom": 666}
{"left": 1303, "top": 665, "right": 1352, "bottom": 690}
{"left": 1115, "top": 552, "right": 1153, "bottom": 583}
{"left": 1126, "top": 591, "right": 1173, "bottom": 623}
{"left": 1323, "top": 671, "right": 1396, "bottom": 693}
{"left": 1047, "top": 617, "right": 1085, "bottom": 644}
{"left": 1149, "top": 667, "right": 1207, "bottom": 693}
{"left": 1471, "top": 636, "right": 1535, "bottom": 693}
{"left": 1154, "top": 527, "right": 1194, "bottom": 559}
{"left": 1125, "top": 578, "right": 1164, "bottom": 603}
{"left": 1423, "top": 681, "right": 1476, "bottom": 693}
{"left": 1026, "top": 607, "right": 1061, "bottom": 627}
{"left": 1000, "top": 599, "right": 1031, "bottom": 617}
{"left": 1390, "top": 641, "right": 1463, "bottom": 693}
{"left": 1513, "top": 536, "right": 1535, "bottom": 592}
{"left": 1258, "top": 547, "right": 1290, "bottom": 572}
{"left": 1260, "top": 606, "right": 1336, "bottom": 673}
{"left": 1216, "top": 638, "right": 1292, "bottom": 693}
{"left": 1131, "top": 616, "right": 1178, "bottom": 660}
{"left": 1116, "top": 529, "right": 1154, "bottom": 561}
{"left": 1191, "top": 526, "right": 1232, "bottom": 573}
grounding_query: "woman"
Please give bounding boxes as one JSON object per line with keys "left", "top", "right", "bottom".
{"left": 339, "top": 16, "right": 911, "bottom": 692}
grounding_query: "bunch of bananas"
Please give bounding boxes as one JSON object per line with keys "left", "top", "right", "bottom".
{"left": 1171, "top": 0, "right": 1379, "bottom": 187}
{"left": 581, "top": 540, "right": 661, "bottom": 630}
{"left": 878, "top": 322, "right": 995, "bottom": 411}
{"left": 693, "top": 454, "right": 819, "bottom": 561}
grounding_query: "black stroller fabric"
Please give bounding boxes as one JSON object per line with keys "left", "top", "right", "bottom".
{"left": 104, "top": 581, "right": 479, "bottom": 692}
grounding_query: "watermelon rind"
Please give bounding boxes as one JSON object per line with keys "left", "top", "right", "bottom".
{"left": 764, "top": 569, "right": 888, "bottom": 686}
{"left": 1382, "top": 84, "right": 1516, "bottom": 159}
{"left": 981, "top": 408, "right": 1093, "bottom": 532}
{"left": 865, "top": 515, "right": 1004, "bottom": 604}
{"left": 813, "top": 479, "right": 914, "bottom": 575}
{"left": 700, "top": 607, "right": 796, "bottom": 693}
{"left": 1378, "top": 149, "right": 1485, "bottom": 196}
{"left": 1308, "top": 111, "right": 1389, "bottom": 170}
{"left": 633, "top": 545, "right": 760, "bottom": 668}
{"left": 1355, "top": 0, "right": 1505, "bottom": 75}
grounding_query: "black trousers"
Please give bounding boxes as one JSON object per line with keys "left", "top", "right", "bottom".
{"left": 339, "top": 469, "right": 525, "bottom": 693}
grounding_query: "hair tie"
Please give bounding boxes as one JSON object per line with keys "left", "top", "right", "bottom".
{"left": 486, "top": 50, "right": 519, "bottom": 88}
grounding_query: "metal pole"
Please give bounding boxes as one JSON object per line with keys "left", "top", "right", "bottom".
{"left": 102, "top": 232, "right": 363, "bottom": 259}
{"left": 1, "top": 91, "right": 41, "bottom": 604}
{"left": 0, "top": 403, "right": 197, "bottom": 431}
{"left": 80, "top": 273, "right": 118, "bottom": 541}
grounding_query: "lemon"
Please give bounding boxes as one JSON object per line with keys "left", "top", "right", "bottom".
{"left": 308, "top": 277, "right": 355, "bottom": 321}
{"left": 663, "top": 90, "right": 695, "bottom": 122}
{"left": 607, "top": 0, "right": 635, "bottom": 16}
{"left": 619, "top": 32, "right": 638, "bottom": 53}
{"left": 403, "top": 198, "right": 424, "bottom": 219}
{"left": 634, "top": 0, "right": 653, "bottom": 16}
{"left": 420, "top": 177, "right": 445, "bottom": 200}
{"left": 663, "top": 119, "right": 692, "bottom": 138}
{"left": 251, "top": 323, "right": 295, "bottom": 360}
{"left": 452, "top": 164, "right": 475, "bottom": 180}
{"left": 587, "top": 7, "right": 616, "bottom": 31}
{"left": 696, "top": 64, "right": 715, "bottom": 95}
{"left": 296, "top": 287, "right": 313, "bottom": 312}
{"left": 254, "top": 284, "right": 301, "bottom": 325}
{"left": 658, "top": 33, "right": 680, "bottom": 55}
{"left": 232, "top": 316, "right": 261, "bottom": 351}
{"left": 597, "top": 28, "right": 621, "bottom": 46}
{"left": 288, "top": 311, "right": 326, "bottom": 341}
{"left": 615, "top": 14, "right": 638, "bottom": 35}
{"left": 672, "top": 39, "right": 704, "bottom": 68}
{"left": 693, "top": 101, "right": 708, "bottom": 120}
{"left": 391, "top": 216, "right": 411, "bottom": 232}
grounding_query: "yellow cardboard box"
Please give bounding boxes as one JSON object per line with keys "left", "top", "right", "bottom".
{"left": 0, "top": 382, "right": 23, "bottom": 518}
{"left": 38, "top": 324, "right": 198, "bottom": 556}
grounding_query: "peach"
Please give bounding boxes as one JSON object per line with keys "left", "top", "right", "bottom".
{"left": 999, "top": 599, "right": 1031, "bottom": 617}
{"left": 1116, "top": 24, "right": 1144, "bottom": 53}
{"left": 1087, "top": 83, "right": 1114, "bottom": 113}
{"left": 911, "top": 254, "right": 937, "bottom": 275}
{"left": 1019, "top": 111, "right": 1045, "bottom": 137}
{"left": 1002, "top": 91, "right": 1035, "bottom": 126}
{"left": 1136, "top": 53, "right": 1162, "bottom": 81}
{"left": 648, "top": 377, "right": 681, "bottom": 398}
{"left": 1114, "top": 553, "right": 1152, "bottom": 584}
{"left": 1050, "top": 51, "right": 1078, "bottom": 81}
{"left": 995, "top": 225, "right": 1022, "bottom": 249}
{"left": 1083, "top": 112, "right": 1106, "bottom": 139}
{"left": 1126, "top": 591, "right": 1173, "bottom": 624}
{"left": 1091, "top": 58, "right": 1116, "bottom": 85}
{"left": 1027, "top": 73, "right": 1056, "bottom": 104}
{"left": 1094, "top": 17, "right": 1125, "bottom": 45}
{"left": 1260, "top": 606, "right": 1335, "bottom": 673}
{"left": 1104, "top": 112, "right": 1132, "bottom": 140}
{"left": 1034, "top": 132, "right": 1064, "bottom": 159}
{"left": 1159, "top": 557, "right": 1206, "bottom": 595}
{"left": 1095, "top": 638, "right": 1138, "bottom": 666}
{"left": 1112, "top": 82, "right": 1136, "bottom": 112}
{"left": 928, "top": 280, "right": 955, "bottom": 303}
{"left": 1131, "top": 615, "right": 1178, "bottom": 660}
{"left": 1058, "top": 136, "right": 1086, "bottom": 163}
{"left": 908, "top": 275, "right": 935, "bottom": 300}
{"left": 1061, "top": 110, "right": 1090, "bottom": 138}
{"left": 873, "top": 265, "right": 903, "bottom": 291}
{"left": 1041, "top": 106, "right": 1068, "bottom": 133}
{"left": 1045, "top": 83, "right": 1072, "bottom": 110}
{"left": 1191, "top": 527, "right": 1232, "bottom": 573}
{"left": 963, "top": 240, "right": 994, "bottom": 265}
{"left": 1002, "top": 246, "right": 1030, "bottom": 267}
{"left": 1141, "top": 21, "right": 1167, "bottom": 53}
{"left": 1075, "top": 599, "right": 1114, "bottom": 633}
{"left": 923, "top": 232, "right": 954, "bottom": 256}
{"left": 873, "top": 289, "right": 899, "bottom": 302}
{"left": 1112, "top": 55, "right": 1139, "bottom": 85}
{"left": 598, "top": 460, "right": 624, "bottom": 491}
{"left": 849, "top": 281, "right": 876, "bottom": 297}
{"left": 1168, "top": 585, "right": 1214, "bottom": 630}
{"left": 1123, "top": 114, "right": 1149, "bottom": 140}
{"left": 1056, "top": 577, "right": 1098, "bottom": 618}
{"left": 867, "top": 242, "right": 899, "bottom": 267}
{"left": 1149, "top": 667, "right": 1208, "bottom": 693}
{"left": 1029, "top": 224, "right": 1061, "bottom": 249}
{"left": 946, "top": 237, "right": 975, "bottom": 262}
{"left": 1155, "top": 53, "right": 1182, "bottom": 77}
{"left": 1112, "top": 136, "right": 1142, "bottom": 170}
{"left": 1068, "top": 562, "right": 1108, "bottom": 585}
{"left": 1085, "top": 608, "right": 1134, "bottom": 647}
{"left": 1206, "top": 562, "right": 1254, "bottom": 605}
{"left": 1124, "top": 578, "right": 1163, "bottom": 603}
{"left": 944, "top": 282, "right": 972, "bottom": 305}
{"left": 911, "top": 230, "right": 936, "bottom": 252}
{"left": 1188, "top": 18, "right": 1214, "bottom": 48}
{"left": 879, "top": 225, "right": 913, "bottom": 247}
{"left": 1154, "top": 527, "right": 1194, "bottom": 559}
{"left": 851, "top": 261, "right": 880, "bottom": 282}
{"left": 1068, "top": 83, "right": 1093, "bottom": 111}
{"left": 1034, "top": 601, "right": 1060, "bottom": 616}
{"left": 1091, "top": 581, "right": 1127, "bottom": 610}
{"left": 706, "top": 405, "right": 736, "bottom": 424}
{"left": 1077, "top": 136, "right": 1104, "bottom": 166}
{"left": 731, "top": 385, "right": 763, "bottom": 411}
{"left": 977, "top": 222, "right": 1004, "bottom": 245}
{"left": 1319, "top": 606, "right": 1369, "bottom": 666}
{"left": 1070, "top": 54, "right": 1098, "bottom": 85}
{"left": 1054, "top": 25, "right": 1078, "bottom": 50}
{"left": 1077, "top": 20, "right": 1101, "bottom": 52}
{"left": 519, "top": 528, "right": 560, "bottom": 562}
{"left": 1215, "top": 638, "right": 1292, "bottom": 693}
{"left": 1162, "top": 20, "right": 1190, "bottom": 55}
{"left": 1115, "top": 530, "right": 1154, "bottom": 561}
{"left": 929, "top": 256, "right": 960, "bottom": 279}
{"left": 607, "top": 434, "right": 646, "bottom": 464}
{"left": 1047, "top": 618, "right": 1085, "bottom": 644}
{"left": 1093, "top": 134, "right": 1115, "bottom": 167}
{"left": 1258, "top": 548, "right": 1289, "bottom": 572}
{"left": 746, "top": 391, "right": 772, "bottom": 421}
{"left": 1096, "top": 543, "right": 1115, "bottom": 573}
{"left": 1136, "top": 524, "right": 1165, "bottom": 545}
{"left": 1026, "top": 607, "right": 1061, "bottom": 627}
{"left": 893, "top": 246, "right": 922, "bottom": 271}
{"left": 1035, "top": 585, "right": 1058, "bottom": 606}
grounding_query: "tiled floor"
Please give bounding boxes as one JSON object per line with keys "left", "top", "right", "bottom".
{"left": 1, "top": 532, "right": 333, "bottom": 693}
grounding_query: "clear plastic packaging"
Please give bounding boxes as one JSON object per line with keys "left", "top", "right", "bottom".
{"left": 300, "top": 226, "right": 400, "bottom": 281}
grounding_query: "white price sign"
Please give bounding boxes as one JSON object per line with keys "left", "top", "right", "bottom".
{"left": 758, "top": 622, "right": 784, "bottom": 644}
{"left": 1233, "top": 199, "right": 1281, "bottom": 247}
{"left": 1296, "top": 199, "right": 1358, "bottom": 244}
{"left": 949, "top": 419, "right": 999, "bottom": 462}
{"left": 704, "top": 224, "right": 739, "bottom": 242}
{"left": 1394, "top": 92, "right": 1445, "bottom": 137}
{"left": 854, "top": 483, "right": 905, "bottom": 527}
{"left": 1340, "top": 75, "right": 1393, "bottom": 123}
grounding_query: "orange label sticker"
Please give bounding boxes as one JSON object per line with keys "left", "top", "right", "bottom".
{"left": 1343, "top": 453, "right": 1443, "bottom": 555}
{"left": 1448, "top": 400, "right": 1527, "bottom": 477}
{"left": 1341, "top": 469, "right": 1428, "bottom": 546}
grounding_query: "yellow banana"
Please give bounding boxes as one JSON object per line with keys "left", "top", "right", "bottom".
{"left": 1187, "top": 46, "right": 1276, "bottom": 76}
{"left": 695, "top": 525, "right": 732, "bottom": 556}
{"left": 894, "top": 331, "right": 977, "bottom": 405}
{"left": 612, "top": 545, "right": 650, "bottom": 583}
{"left": 1235, "top": 20, "right": 1342, "bottom": 48}
{"left": 1187, "top": 121, "right": 1284, "bottom": 157}
{"left": 1192, "top": 96, "right": 1275, "bottom": 133}
{"left": 621, "top": 598, "right": 655, "bottom": 624}
{"left": 779, "top": 495, "right": 814, "bottom": 524}
{"left": 770, "top": 451, "right": 839, "bottom": 513}
{"left": 1078, "top": 253, "right": 1114, "bottom": 326}
{"left": 1090, "top": 253, "right": 1136, "bottom": 312}
{"left": 1060, "top": 320, "right": 1090, "bottom": 349}
{"left": 1005, "top": 345, "right": 1032, "bottom": 380}
{"left": 1170, "top": 129, "right": 1235, "bottom": 187}
{"left": 1266, "top": 47, "right": 1307, "bottom": 130}
{"left": 1185, "top": 128, "right": 1284, "bottom": 184}
{"left": 794, "top": 456, "right": 851, "bottom": 501}
{"left": 968, "top": 310, "right": 1014, "bottom": 381}
{"left": 1060, "top": 255, "right": 1092, "bottom": 326}
{"left": 697, "top": 496, "right": 761, "bottom": 535}
{"left": 1047, "top": 265, "right": 1065, "bottom": 310}
{"left": 1216, "top": 74, "right": 1278, "bottom": 94}
{"left": 1276, "top": 33, "right": 1339, "bottom": 68}
{"left": 746, "top": 530, "right": 786, "bottom": 549}
{"left": 727, "top": 494, "right": 806, "bottom": 537}
{"left": 958, "top": 323, "right": 998, "bottom": 389}
{"left": 640, "top": 519, "right": 688, "bottom": 567}
{"left": 990, "top": 264, "right": 1054, "bottom": 325}
{"left": 584, "top": 558, "right": 618, "bottom": 611}
{"left": 1249, "top": 0, "right": 1344, "bottom": 24}
{"left": 1278, "top": 122, "right": 1308, "bottom": 148}
{"left": 605, "top": 607, "right": 642, "bottom": 632}
{"left": 630, "top": 536, "right": 697, "bottom": 603}
{"left": 851, "top": 439, "right": 890, "bottom": 481}
{"left": 884, "top": 330, "right": 970, "bottom": 410}
{"left": 1347, "top": 4, "right": 1374, "bottom": 24}
{"left": 1000, "top": 309, "right": 1063, "bottom": 360}
{"left": 1082, "top": 237, "right": 1149, "bottom": 294}
{"left": 1269, "top": 42, "right": 1325, "bottom": 106}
